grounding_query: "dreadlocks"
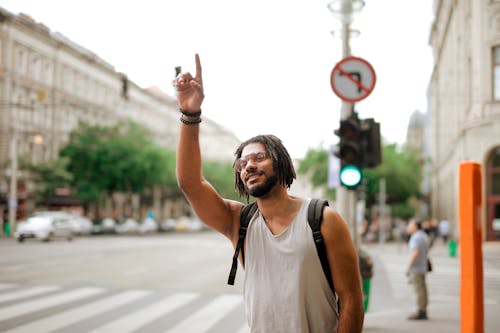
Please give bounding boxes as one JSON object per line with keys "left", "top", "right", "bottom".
{"left": 234, "top": 134, "right": 296, "bottom": 202}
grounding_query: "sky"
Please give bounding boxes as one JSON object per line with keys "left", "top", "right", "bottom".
{"left": 1, "top": 0, "right": 434, "bottom": 159}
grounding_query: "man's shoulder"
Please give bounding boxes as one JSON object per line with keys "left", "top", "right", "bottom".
{"left": 412, "top": 230, "right": 430, "bottom": 244}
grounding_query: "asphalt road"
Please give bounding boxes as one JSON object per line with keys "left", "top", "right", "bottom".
{"left": 0, "top": 232, "right": 249, "bottom": 333}
{"left": 0, "top": 231, "right": 244, "bottom": 292}
{"left": 1, "top": 232, "right": 499, "bottom": 332}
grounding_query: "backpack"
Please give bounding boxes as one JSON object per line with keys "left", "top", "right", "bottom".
{"left": 227, "top": 199, "right": 336, "bottom": 296}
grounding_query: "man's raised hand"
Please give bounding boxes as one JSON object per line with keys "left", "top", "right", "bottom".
{"left": 173, "top": 54, "right": 204, "bottom": 113}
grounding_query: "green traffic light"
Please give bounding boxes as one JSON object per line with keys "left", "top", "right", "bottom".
{"left": 340, "top": 165, "right": 362, "bottom": 188}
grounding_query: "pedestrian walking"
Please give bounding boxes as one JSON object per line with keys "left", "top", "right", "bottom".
{"left": 438, "top": 219, "right": 450, "bottom": 243}
{"left": 406, "top": 220, "right": 431, "bottom": 320}
{"left": 173, "top": 54, "right": 364, "bottom": 333}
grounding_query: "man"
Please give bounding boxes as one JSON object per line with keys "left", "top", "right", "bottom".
{"left": 174, "top": 54, "right": 364, "bottom": 332}
{"left": 438, "top": 219, "right": 450, "bottom": 243}
{"left": 406, "top": 220, "right": 431, "bottom": 320}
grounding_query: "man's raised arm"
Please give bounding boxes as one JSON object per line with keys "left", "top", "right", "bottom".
{"left": 174, "top": 54, "right": 240, "bottom": 240}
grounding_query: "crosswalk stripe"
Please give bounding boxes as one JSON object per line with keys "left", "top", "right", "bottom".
{"left": 3, "top": 290, "right": 151, "bottom": 333}
{"left": 88, "top": 292, "right": 200, "bottom": 333}
{"left": 0, "top": 286, "right": 60, "bottom": 303}
{"left": 165, "top": 294, "right": 243, "bottom": 333}
{"left": 0, "top": 287, "right": 105, "bottom": 322}
{"left": 0, "top": 284, "right": 16, "bottom": 291}
{"left": 0, "top": 283, "right": 250, "bottom": 331}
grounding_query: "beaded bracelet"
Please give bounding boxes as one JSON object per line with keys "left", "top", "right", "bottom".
{"left": 180, "top": 116, "right": 202, "bottom": 125}
{"left": 179, "top": 108, "right": 202, "bottom": 117}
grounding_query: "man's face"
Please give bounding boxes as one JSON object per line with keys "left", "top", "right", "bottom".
{"left": 239, "top": 143, "right": 277, "bottom": 198}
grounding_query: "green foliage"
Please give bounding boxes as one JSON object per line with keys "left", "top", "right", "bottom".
{"left": 297, "top": 147, "right": 329, "bottom": 187}
{"left": 59, "top": 121, "right": 177, "bottom": 204}
{"left": 363, "top": 143, "right": 421, "bottom": 206}
{"left": 298, "top": 142, "right": 422, "bottom": 217}
{"left": 390, "top": 203, "right": 416, "bottom": 219}
{"left": 297, "top": 146, "right": 336, "bottom": 199}
{"left": 203, "top": 160, "right": 240, "bottom": 201}
{"left": 26, "top": 157, "right": 73, "bottom": 201}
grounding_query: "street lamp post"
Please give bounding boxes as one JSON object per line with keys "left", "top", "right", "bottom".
{"left": 7, "top": 130, "right": 18, "bottom": 236}
{"left": 327, "top": 0, "right": 365, "bottom": 248}
{"left": 7, "top": 129, "right": 44, "bottom": 237}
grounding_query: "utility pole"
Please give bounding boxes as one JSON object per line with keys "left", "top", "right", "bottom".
{"left": 327, "top": 0, "right": 365, "bottom": 245}
{"left": 8, "top": 130, "right": 18, "bottom": 236}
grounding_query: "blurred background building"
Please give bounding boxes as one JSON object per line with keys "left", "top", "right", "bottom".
{"left": 0, "top": 8, "right": 239, "bottom": 222}
{"left": 406, "top": 109, "right": 430, "bottom": 219}
{"left": 428, "top": 0, "right": 500, "bottom": 241}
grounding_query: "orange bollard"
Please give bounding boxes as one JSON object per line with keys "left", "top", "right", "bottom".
{"left": 459, "top": 161, "right": 484, "bottom": 333}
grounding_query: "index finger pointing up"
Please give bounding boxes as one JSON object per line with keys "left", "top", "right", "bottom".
{"left": 195, "top": 53, "right": 202, "bottom": 84}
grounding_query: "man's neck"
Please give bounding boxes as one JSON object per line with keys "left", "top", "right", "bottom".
{"left": 255, "top": 188, "right": 301, "bottom": 226}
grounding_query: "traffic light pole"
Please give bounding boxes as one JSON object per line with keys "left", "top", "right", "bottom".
{"left": 337, "top": 20, "right": 360, "bottom": 249}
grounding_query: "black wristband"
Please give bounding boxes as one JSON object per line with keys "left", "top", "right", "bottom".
{"left": 179, "top": 108, "right": 202, "bottom": 117}
{"left": 180, "top": 116, "right": 202, "bottom": 125}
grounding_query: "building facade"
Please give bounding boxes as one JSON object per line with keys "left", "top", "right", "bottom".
{"left": 406, "top": 109, "right": 432, "bottom": 218}
{"left": 0, "top": 8, "right": 240, "bottom": 222}
{"left": 429, "top": 0, "right": 500, "bottom": 241}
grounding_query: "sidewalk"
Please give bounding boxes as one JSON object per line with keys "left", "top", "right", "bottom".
{"left": 361, "top": 241, "right": 500, "bottom": 333}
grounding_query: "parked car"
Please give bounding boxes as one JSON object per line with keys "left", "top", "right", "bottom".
{"left": 174, "top": 216, "right": 208, "bottom": 232}
{"left": 92, "top": 218, "right": 117, "bottom": 234}
{"left": 115, "top": 218, "right": 139, "bottom": 234}
{"left": 138, "top": 218, "right": 158, "bottom": 234}
{"left": 33, "top": 211, "right": 92, "bottom": 236}
{"left": 15, "top": 215, "right": 73, "bottom": 242}
{"left": 160, "top": 218, "right": 176, "bottom": 232}
{"left": 190, "top": 218, "right": 208, "bottom": 231}
{"left": 72, "top": 216, "right": 93, "bottom": 235}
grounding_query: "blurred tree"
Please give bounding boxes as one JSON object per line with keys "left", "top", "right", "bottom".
{"left": 59, "top": 121, "right": 178, "bottom": 206}
{"left": 298, "top": 142, "right": 422, "bottom": 216}
{"left": 297, "top": 145, "right": 336, "bottom": 199}
{"left": 26, "top": 157, "right": 73, "bottom": 202}
{"left": 363, "top": 143, "right": 421, "bottom": 208}
{"left": 203, "top": 160, "right": 240, "bottom": 201}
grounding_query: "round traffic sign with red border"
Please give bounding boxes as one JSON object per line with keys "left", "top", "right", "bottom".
{"left": 330, "top": 56, "right": 376, "bottom": 103}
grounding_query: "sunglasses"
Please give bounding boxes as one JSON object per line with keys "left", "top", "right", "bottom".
{"left": 234, "top": 151, "right": 269, "bottom": 172}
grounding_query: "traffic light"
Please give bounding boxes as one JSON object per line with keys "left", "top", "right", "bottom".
{"left": 360, "top": 118, "right": 382, "bottom": 168}
{"left": 334, "top": 113, "right": 363, "bottom": 189}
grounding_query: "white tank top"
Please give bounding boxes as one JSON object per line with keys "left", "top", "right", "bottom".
{"left": 243, "top": 198, "right": 339, "bottom": 333}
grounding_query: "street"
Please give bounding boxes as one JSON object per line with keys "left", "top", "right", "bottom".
{"left": 0, "top": 231, "right": 499, "bottom": 332}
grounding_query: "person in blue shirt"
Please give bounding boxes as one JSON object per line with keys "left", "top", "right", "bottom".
{"left": 406, "top": 220, "right": 431, "bottom": 320}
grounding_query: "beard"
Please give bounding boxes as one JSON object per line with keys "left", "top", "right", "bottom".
{"left": 246, "top": 173, "right": 278, "bottom": 198}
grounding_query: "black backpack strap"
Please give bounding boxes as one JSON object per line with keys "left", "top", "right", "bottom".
{"left": 307, "top": 198, "right": 336, "bottom": 295}
{"left": 228, "top": 202, "right": 258, "bottom": 285}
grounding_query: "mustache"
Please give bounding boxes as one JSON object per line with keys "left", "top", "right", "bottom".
{"left": 245, "top": 170, "right": 264, "bottom": 182}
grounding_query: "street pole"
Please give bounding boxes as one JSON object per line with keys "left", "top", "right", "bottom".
{"left": 8, "top": 130, "right": 18, "bottom": 236}
{"left": 337, "top": 8, "right": 356, "bottom": 246}
{"left": 378, "top": 178, "right": 386, "bottom": 244}
{"left": 327, "top": 0, "right": 365, "bottom": 245}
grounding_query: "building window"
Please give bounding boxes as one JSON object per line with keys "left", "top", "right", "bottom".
{"left": 487, "top": 147, "right": 500, "bottom": 241}
{"left": 16, "top": 48, "right": 27, "bottom": 75}
{"left": 494, "top": 46, "right": 500, "bottom": 100}
{"left": 491, "top": 148, "right": 500, "bottom": 195}
{"left": 31, "top": 55, "right": 40, "bottom": 81}
{"left": 43, "top": 61, "right": 53, "bottom": 85}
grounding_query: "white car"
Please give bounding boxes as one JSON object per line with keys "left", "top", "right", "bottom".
{"left": 71, "top": 216, "right": 93, "bottom": 235}
{"left": 138, "top": 218, "right": 158, "bottom": 234}
{"left": 160, "top": 218, "right": 176, "bottom": 232}
{"left": 32, "top": 211, "right": 91, "bottom": 236}
{"left": 115, "top": 218, "right": 139, "bottom": 234}
{"left": 15, "top": 215, "right": 73, "bottom": 242}
{"left": 92, "top": 218, "right": 117, "bottom": 234}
